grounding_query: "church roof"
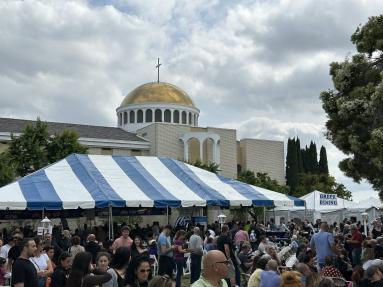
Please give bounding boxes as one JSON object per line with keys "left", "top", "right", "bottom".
{"left": 120, "top": 82, "right": 196, "bottom": 108}
{"left": 0, "top": 118, "right": 147, "bottom": 142}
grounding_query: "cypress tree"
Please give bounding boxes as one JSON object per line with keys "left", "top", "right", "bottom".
{"left": 296, "top": 137, "right": 304, "bottom": 173}
{"left": 318, "top": 145, "right": 329, "bottom": 174}
{"left": 286, "top": 138, "right": 299, "bottom": 193}
{"left": 308, "top": 141, "right": 318, "bottom": 173}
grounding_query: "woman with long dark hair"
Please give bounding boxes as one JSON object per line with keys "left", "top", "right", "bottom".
{"left": 65, "top": 252, "right": 111, "bottom": 287}
{"left": 103, "top": 247, "right": 130, "bottom": 287}
{"left": 125, "top": 255, "right": 151, "bottom": 287}
{"left": 131, "top": 236, "right": 148, "bottom": 259}
{"left": 51, "top": 252, "right": 72, "bottom": 287}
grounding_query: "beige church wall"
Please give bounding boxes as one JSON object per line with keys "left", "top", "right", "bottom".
{"left": 207, "top": 127, "right": 237, "bottom": 179}
{"left": 188, "top": 138, "right": 200, "bottom": 163}
{"left": 0, "top": 142, "right": 9, "bottom": 153}
{"left": 239, "top": 139, "right": 285, "bottom": 184}
{"left": 137, "top": 124, "right": 157, "bottom": 155}
{"left": 138, "top": 123, "right": 190, "bottom": 159}
{"left": 87, "top": 147, "right": 103, "bottom": 155}
{"left": 155, "top": 124, "right": 190, "bottom": 159}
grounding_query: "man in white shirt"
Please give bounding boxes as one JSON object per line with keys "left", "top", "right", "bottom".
{"left": 189, "top": 227, "right": 203, "bottom": 284}
{"left": 0, "top": 236, "right": 15, "bottom": 259}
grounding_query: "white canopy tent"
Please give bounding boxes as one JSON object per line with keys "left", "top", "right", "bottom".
{"left": 271, "top": 190, "right": 356, "bottom": 223}
{"left": 271, "top": 191, "right": 383, "bottom": 224}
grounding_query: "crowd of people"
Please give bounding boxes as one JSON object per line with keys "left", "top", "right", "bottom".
{"left": 0, "top": 216, "right": 383, "bottom": 287}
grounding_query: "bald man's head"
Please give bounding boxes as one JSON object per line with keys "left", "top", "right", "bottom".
{"left": 203, "top": 250, "right": 229, "bottom": 279}
{"left": 194, "top": 227, "right": 200, "bottom": 234}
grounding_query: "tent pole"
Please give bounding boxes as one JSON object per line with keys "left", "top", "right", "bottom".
{"left": 167, "top": 206, "right": 169, "bottom": 225}
{"left": 263, "top": 207, "right": 266, "bottom": 224}
{"left": 273, "top": 206, "right": 276, "bottom": 223}
{"left": 111, "top": 206, "right": 114, "bottom": 240}
{"left": 108, "top": 205, "right": 114, "bottom": 241}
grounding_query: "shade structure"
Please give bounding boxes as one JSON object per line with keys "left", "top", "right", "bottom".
{"left": 274, "top": 190, "right": 356, "bottom": 212}
{"left": 0, "top": 154, "right": 304, "bottom": 210}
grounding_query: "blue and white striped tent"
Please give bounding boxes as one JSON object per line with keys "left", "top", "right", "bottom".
{"left": 0, "top": 154, "right": 304, "bottom": 210}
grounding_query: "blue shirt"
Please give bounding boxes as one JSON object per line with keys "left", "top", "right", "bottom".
{"left": 310, "top": 231, "right": 335, "bottom": 264}
{"left": 260, "top": 271, "right": 281, "bottom": 287}
{"left": 157, "top": 232, "right": 173, "bottom": 257}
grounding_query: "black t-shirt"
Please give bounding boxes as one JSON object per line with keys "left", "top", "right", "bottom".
{"left": 51, "top": 267, "right": 69, "bottom": 287}
{"left": 11, "top": 257, "right": 38, "bottom": 287}
{"left": 372, "top": 228, "right": 383, "bottom": 239}
{"left": 217, "top": 234, "right": 235, "bottom": 262}
{"left": 8, "top": 245, "right": 21, "bottom": 263}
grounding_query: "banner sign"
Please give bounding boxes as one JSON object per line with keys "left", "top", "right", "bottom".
{"left": 319, "top": 193, "right": 338, "bottom": 206}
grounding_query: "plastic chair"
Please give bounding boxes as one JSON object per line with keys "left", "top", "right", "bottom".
{"left": 183, "top": 253, "right": 191, "bottom": 275}
{"left": 149, "top": 254, "right": 158, "bottom": 276}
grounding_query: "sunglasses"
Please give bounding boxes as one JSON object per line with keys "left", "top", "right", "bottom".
{"left": 139, "top": 269, "right": 151, "bottom": 273}
{"left": 214, "top": 260, "right": 230, "bottom": 266}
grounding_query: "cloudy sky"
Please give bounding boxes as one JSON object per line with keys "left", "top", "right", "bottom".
{"left": 0, "top": 0, "right": 381, "bottom": 201}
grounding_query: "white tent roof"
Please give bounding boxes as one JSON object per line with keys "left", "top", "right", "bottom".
{"left": 274, "top": 190, "right": 357, "bottom": 211}
{"left": 357, "top": 197, "right": 383, "bottom": 209}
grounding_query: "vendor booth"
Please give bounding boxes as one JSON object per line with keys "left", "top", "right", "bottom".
{"left": 270, "top": 190, "right": 356, "bottom": 223}
{"left": 270, "top": 190, "right": 383, "bottom": 224}
{"left": 0, "top": 154, "right": 305, "bottom": 237}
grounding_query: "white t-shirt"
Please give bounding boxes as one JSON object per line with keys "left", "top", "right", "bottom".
{"left": 0, "top": 244, "right": 11, "bottom": 259}
{"left": 30, "top": 253, "right": 49, "bottom": 271}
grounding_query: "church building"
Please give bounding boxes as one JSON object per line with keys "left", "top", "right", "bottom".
{"left": 0, "top": 81, "right": 285, "bottom": 183}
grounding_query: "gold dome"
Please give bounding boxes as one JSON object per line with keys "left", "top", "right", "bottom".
{"left": 120, "top": 82, "right": 196, "bottom": 108}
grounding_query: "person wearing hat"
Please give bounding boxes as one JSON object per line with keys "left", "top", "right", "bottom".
{"left": 111, "top": 226, "right": 133, "bottom": 254}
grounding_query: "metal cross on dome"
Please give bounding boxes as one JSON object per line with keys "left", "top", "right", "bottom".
{"left": 155, "top": 58, "right": 161, "bottom": 83}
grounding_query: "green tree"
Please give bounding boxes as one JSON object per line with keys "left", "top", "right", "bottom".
{"left": 189, "top": 159, "right": 220, "bottom": 174}
{"left": 296, "top": 138, "right": 304, "bottom": 173}
{"left": 320, "top": 15, "right": 383, "bottom": 199}
{"left": 8, "top": 119, "right": 50, "bottom": 176}
{"left": 0, "top": 152, "right": 15, "bottom": 186}
{"left": 47, "top": 130, "right": 87, "bottom": 163}
{"left": 6, "top": 118, "right": 88, "bottom": 178}
{"left": 308, "top": 141, "right": 319, "bottom": 173}
{"left": 318, "top": 146, "right": 329, "bottom": 174}
{"left": 238, "top": 170, "right": 290, "bottom": 221}
{"left": 285, "top": 138, "right": 299, "bottom": 193}
{"left": 238, "top": 170, "right": 290, "bottom": 194}
{"left": 295, "top": 173, "right": 352, "bottom": 200}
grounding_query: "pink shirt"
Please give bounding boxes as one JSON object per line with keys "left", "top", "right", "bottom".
{"left": 234, "top": 230, "right": 249, "bottom": 245}
{"left": 112, "top": 236, "right": 133, "bottom": 251}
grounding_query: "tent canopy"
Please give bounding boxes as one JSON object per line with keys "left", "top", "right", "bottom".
{"left": 274, "top": 190, "right": 355, "bottom": 212}
{"left": 0, "top": 154, "right": 304, "bottom": 210}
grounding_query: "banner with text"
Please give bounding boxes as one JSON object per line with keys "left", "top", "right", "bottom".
{"left": 319, "top": 193, "right": 338, "bottom": 206}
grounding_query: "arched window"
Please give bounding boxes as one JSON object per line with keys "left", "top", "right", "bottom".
{"left": 146, "top": 109, "right": 153, "bottom": 122}
{"left": 182, "top": 111, "right": 187, "bottom": 124}
{"left": 123, "top": 112, "right": 128, "bottom": 124}
{"left": 164, "top": 109, "right": 171, "bottom": 122}
{"left": 173, "top": 110, "right": 180, "bottom": 123}
{"left": 155, "top": 109, "right": 162, "bottom": 122}
{"left": 129, "top": 110, "right": 135, "bottom": 123}
{"left": 188, "top": 113, "right": 192, "bottom": 125}
{"left": 137, "top": 110, "right": 143, "bottom": 123}
{"left": 118, "top": 113, "right": 122, "bottom": 126}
